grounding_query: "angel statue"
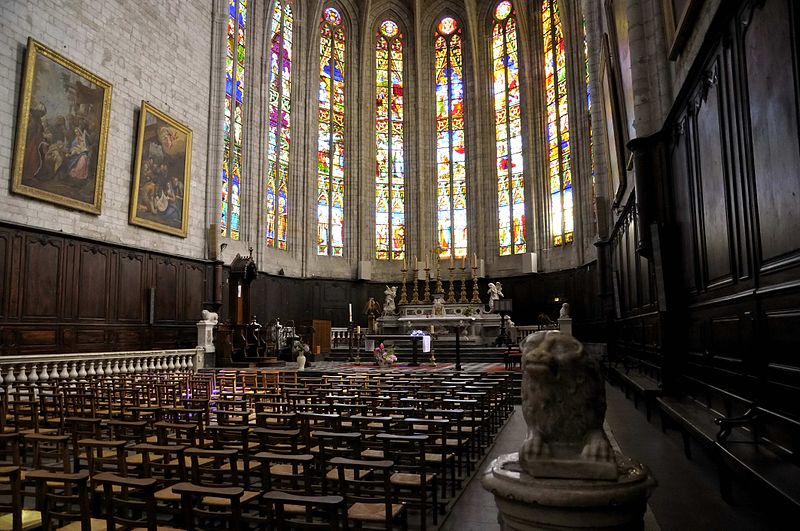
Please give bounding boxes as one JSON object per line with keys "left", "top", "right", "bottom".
{"left": 383, "top": 286, "right": 398, "bottom": 316}
{"left": 487, "top": 282, "right": 504, "bottom": 312}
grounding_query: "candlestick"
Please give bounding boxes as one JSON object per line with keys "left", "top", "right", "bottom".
{"left": 447, "top": 266, "right": 457, "bottom": 304}
{"left": 435, "top": 259, "right": 443, "bottom": 294}
{"left": 423, "top": 268, "right": 431, "bottom": 303}
{"left": 459, "top": 263, "right": 468, "bottom": 303}
{"left": 348, "top": 303, "right": 352, "bottom": 322}
{"left": 471, "top": 266, "right": 481, "bottom": 303}
{"left": 411, "top": 267, "right": 420, "bottom": 304}
{"left": 399, "top": 266, "right": 409, "bottom": 305}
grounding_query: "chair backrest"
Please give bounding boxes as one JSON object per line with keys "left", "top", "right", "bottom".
{"left": 27, "top": 469, "right": 91, "bottom": 531}
{"left": 263, "top": 490, "right": 345, "bottom": 530}
{"left": 129, "top": 443, "right": 188, "bottom": 487}
{"left": 93, "top": 471, "right": 159, "bottom": 530}
{"left": 255, "top": 451, "right": 314, "bottom": 494}
{"left": 173, "top": 483, "right": 244, "bottom": 530}
{"left": 25, "top": 433, "right": 71, "bottom": 473}
{"left": 329, "top": 457, "right": 396, "bottom": 522}
{"left": 0, "top": 466, "right": 25, "bottom": 530}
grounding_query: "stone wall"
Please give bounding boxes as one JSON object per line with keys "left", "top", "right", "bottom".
{"left": 0, "top": 0, "right": 214, "bottom": 259}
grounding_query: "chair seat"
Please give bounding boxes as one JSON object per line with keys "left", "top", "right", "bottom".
{"left": 204, "top": 490, "right": 260, "bottom": 506}
{"left": 0, "top": 509, "right": 42, "bottom": 531}
{"left": 166, "top": 457, "right": 213, "bottom": 468}
{"left": 425, "top": 453, "right": 453, "bottom": 463}
{"left": 155, "top": 483, "right": 185, "bottom": 502}
{"left": 361, "top": 449, "right": 384, "bottom": 459}
{"left": 390, "top": 472, "right": 434, "bottom": 487}
{"left": 348, "top": 502, "right": 404, "bottom": 522}
{"left": 325, "top": 468, "right": 370, "bottom": 481}
{"left": 270, "top": 463, "right": 305, "bottom": 476}
{"left": 57, "top": 517, "right": 106, "bottom": 531}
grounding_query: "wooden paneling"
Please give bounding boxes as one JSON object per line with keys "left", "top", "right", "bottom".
{"left": 0, "top": 222, "right": 212, "bottom": 356}
{"left": 606, "top": 0, "right": 800, "bottom": 418}
{"left": 22, "top": 236, "right": 61, "bottom": 319}
{"left": 76, "top": 246, "right": 109, "bottom": 320}
{"left": 743, "top": 0, "right": 800, "bottom": 268}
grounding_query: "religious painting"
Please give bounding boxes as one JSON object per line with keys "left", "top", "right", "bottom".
{"left": 600, "top": 35, "right": 627, "bottom": 207}
{"left": 129, "top": 101, "right": 192, "bottom": 237}
{"left": 11, "top": 37, "right": 112, "bottom": 214}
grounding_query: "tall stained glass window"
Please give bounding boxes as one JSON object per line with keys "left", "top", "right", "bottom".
{"left": 492, "top": 1, "right": 526, "bottom": 256}
{"left": 543, "top": 0, "right": 573, "bottom": 246}
{"left": 375, "top": 20, "right": 405, "bottom": 260}
{"left": 583, "top": 16, "right": 596, "bottom": 230}
{"left": 317, "top": 6, "right": 346, "bottom": 256}
{"left": 435, "top": 16, "right": 468, "bottom": 259}
{"left": 266, "top": 1, "right": 292, "bottom": 250}
{"left": 221, "top": 0, "right": 247, "bottom": 240}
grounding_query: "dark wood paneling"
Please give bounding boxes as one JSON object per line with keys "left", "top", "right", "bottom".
{"left": 117, "top": 253, "right": 146, "bottom": 322}
{"left": 0, "top": 222, "right": 212, "bottom": 356}
{"left": 21, "top": 236, "right": 61, "bottom": 319}
{"left": 76, "top": 246, "right": 109, "bottom": 320}
{"left": 743, "top": 0, "right": 800, "bottom": 268}
{"left": 695, "top": 60, "right": 734, "bottom": 286}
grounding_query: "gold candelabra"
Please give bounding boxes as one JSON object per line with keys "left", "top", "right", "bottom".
{"left": 399, "top": 266, "right": 408, "bottom": 305}
{"left": 411, "top": 267, "right": 420, "bottom": 304}
{"left": 435, "top": 259, "right": 444, "bottom": 295}
{"left": 447, "top": 266, "right": 457, "bottom": 303}
{"left": 471, "top": 265, "right": 481, "bottom": 303}
{"left": 459, "top": 264, "right": 468, "bottom": 303}
{"left": 423, "top": 268, "right": 431, "bottom": 303}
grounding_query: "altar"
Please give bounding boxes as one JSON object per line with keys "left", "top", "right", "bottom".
{"left": 378, "top": 303, "right": 503, "bottom": 347}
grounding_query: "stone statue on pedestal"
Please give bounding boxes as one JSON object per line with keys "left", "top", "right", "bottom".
{"left": 487, "top": 282, "right": 503, "bottom": 312}
{"left": 559, "top": 302, "right": 570, "bottom": 319}
{"left": 519, "top": 330, "right": 615, "bottom": 479}
{"left": 364, "top": 297, "right": 382, "bottom": 333}
{"left": 383, "top": 285, "right": 397, "bottom": 316}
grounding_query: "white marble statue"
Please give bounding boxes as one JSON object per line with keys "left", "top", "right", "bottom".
{"left": 559, "top": 302, "right": 570, "bottom": 319}
{"left": 432, "top": 295, "right": 445, "bottom": 316}
{"left": 487, "top": 282, "right": 504, "bottom": 312}
{"left": 383, "top": 285, "right": 398, "bottom": 315}
{"left": 201, "top": 310, "right": 219, "bottom": 325}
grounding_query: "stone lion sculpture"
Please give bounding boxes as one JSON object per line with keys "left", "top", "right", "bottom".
{"left": 519, "top": 330, "right": 617, "bottom": 480}
{"left": 201, "top": 310, "right": 219, "bottom": 325}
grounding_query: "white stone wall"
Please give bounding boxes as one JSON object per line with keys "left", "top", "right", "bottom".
{"left": 0, "top": 0, "right": 214, "bottom": 259}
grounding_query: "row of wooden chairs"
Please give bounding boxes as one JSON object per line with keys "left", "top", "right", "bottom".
{"left": 0, "top": 368, "right": 514, "bottom": 530}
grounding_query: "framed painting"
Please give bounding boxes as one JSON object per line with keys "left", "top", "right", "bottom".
{"left": 599, "top": 34, "right": 627, "bottom": 208}
{"left": 129, "top": 101, "right": 192, "bottom": 237}
{"left": 11, "top": 37, "right": 112, "bottom": 214}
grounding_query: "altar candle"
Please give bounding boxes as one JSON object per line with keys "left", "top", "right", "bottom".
{"left": 450, "top": 254, "right": 454, "bottom": 267}
{"left": 472, "top": 252, "right": 478, "bottom": 268}
{"left": 461, "top": 255, "right": 465, "bottom": 268}
{"left": 348, "top": 303, "right": 352, "bottom": 322}
{"left": 357, "top": 325, "right": 361, "bottom": 334}
{"left": 425, "top": 254, "right": 429, "bottom": 269}
{"left": 414, "top": 255, "right": 418, "bottom": 268}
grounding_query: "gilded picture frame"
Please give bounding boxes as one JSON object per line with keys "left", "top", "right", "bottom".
{"left": 129, "top": 101, "right": 192, "bottom": 238}
{"left": 11, "top": 37, "right": 112, "bottom": 214}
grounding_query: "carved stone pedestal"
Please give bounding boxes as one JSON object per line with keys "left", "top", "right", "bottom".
{"left": 196, "top": 320, "right": 216, "bottom": 368}
{"left": 482, "top": 452, "right": 656, "bottom": 530}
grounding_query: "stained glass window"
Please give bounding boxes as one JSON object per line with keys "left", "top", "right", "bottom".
{"left": 375, "top": 20, "right": 405, "bottom": 261}
{"left": 543, "top": 0, "right": 573, "bottom": 246}
{"left": 221, "top": 0, "right": 247, "bottom": 240}
{"left": 317, "top": 6, "right": 346, "bottom": 256}
{"left": 435, "top": 17, "right": 468, "bottom": 259}
{"left": 493, "top": 1, "right": 526, "bottom": 256}
{"left": 266, "top": 0, "right": 292, "bottom": 251}
{"left": 584, "top": 16, "right": 596, "bottom": 230}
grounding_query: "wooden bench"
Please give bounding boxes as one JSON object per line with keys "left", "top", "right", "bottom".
{"left": 657, "top": 376, "right": 752, "bottom": 459}
{"left": 609, "top": 358, "right": 662, "bottom": 421}
{"left": 715, "top": 405, "right": 800, "bottom": 513}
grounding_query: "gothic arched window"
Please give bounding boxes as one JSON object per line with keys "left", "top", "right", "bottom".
{"left": 317, "top": 6, "right": 346, "bottom": 256}
{"left": 375, "top": 20, "right": 406, "bottom": 261}
{"left": 543, "top": 0, "right": 573, "bottom": 246}
{"left": 220, "top": 0, "right": 248, "bottom": 240}
{"left": 266, "top": 0, "right": 292, "bottom": 250}
{"left": 435, "top": 16, "right": 468, "bottom": 259}
{"left": 492, "top": 1, "right": 526, "bottom": 256}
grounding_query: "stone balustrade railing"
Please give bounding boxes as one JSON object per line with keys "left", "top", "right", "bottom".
{"left": 331, "top": 327, "right": 352, "bottom": 349}
{"left": 516, "top": 324, "right": 559, "bottom": 341}
{"left": 0, "top": 348, "right": 203, "bottom": 388}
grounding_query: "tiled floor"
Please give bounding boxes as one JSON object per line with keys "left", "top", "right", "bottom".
{"left": 439, "top": 383, "right": 777, "bottom": 530}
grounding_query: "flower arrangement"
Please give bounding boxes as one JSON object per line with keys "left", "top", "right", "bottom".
{"left": 373, "top": 342, "right": 397, "bottom": 367}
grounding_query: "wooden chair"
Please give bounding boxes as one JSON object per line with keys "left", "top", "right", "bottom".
{"left": 378, "top": 433, "right": 437, "bottom": 529}
{"left": 26, "top": 469, "right": 92, "bottom": 531}
{"left": 263, "top": 490, "right": 346, "bottom": 530}
{"left": 329, "top": 457, "right": 407, "bottom": 530}
{"left": 93, "top": 472, "right": 179, "bottom": 531}
{"left": 173, "top": 483, "right": 244, "bottom": 531}
{"left": 0, "top": 465, "right": 41, "bottom": 531}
